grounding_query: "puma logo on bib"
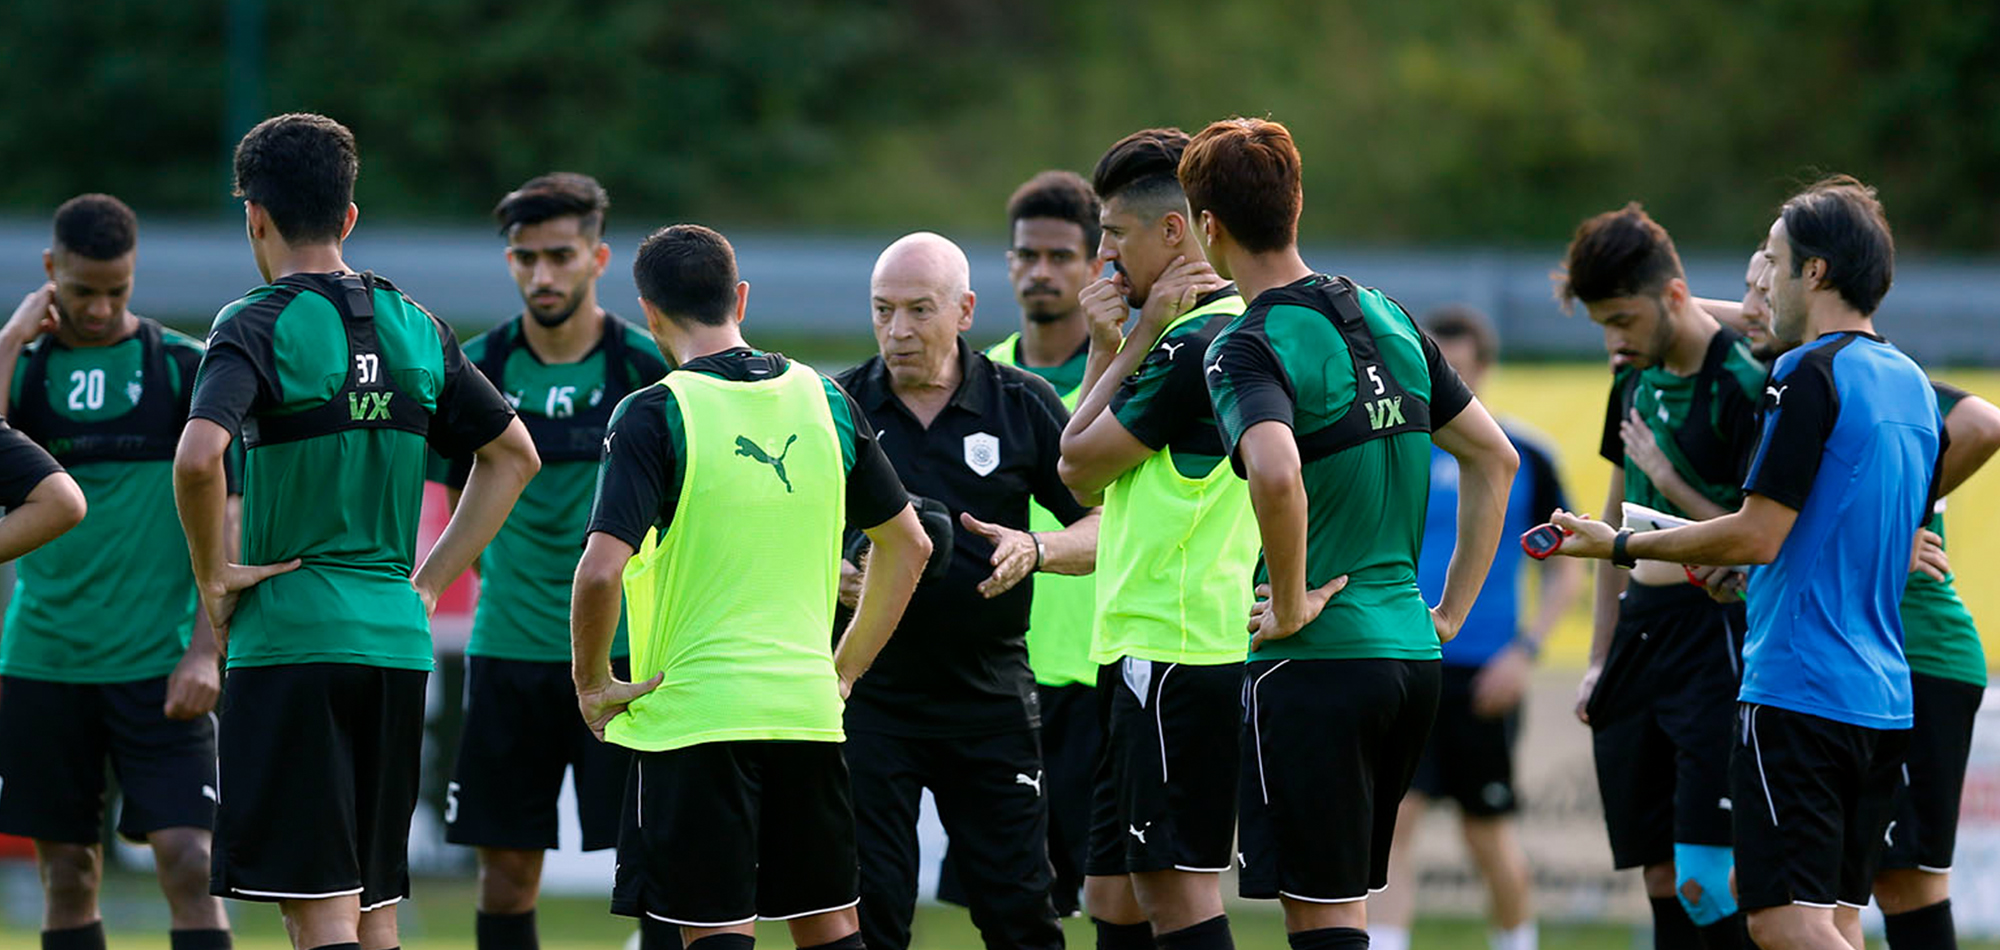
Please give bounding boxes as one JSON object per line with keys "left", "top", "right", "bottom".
{"left": 735, "top": 434, "right": 798, "bottom": 493}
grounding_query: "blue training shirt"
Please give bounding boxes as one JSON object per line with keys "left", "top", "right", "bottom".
{"left": 1738, "top": 331, "right": 1942, "bottom": 730}
{"left": 1418, "top": 423, "right": 1570, "bottom": 667}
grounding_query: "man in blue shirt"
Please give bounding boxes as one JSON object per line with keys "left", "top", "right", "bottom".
{"left": 1372, "top": 307, "right": 1584, "bottom": 950}
{"left": 1550, "top": 176, "right": 1943, "bottom": 950}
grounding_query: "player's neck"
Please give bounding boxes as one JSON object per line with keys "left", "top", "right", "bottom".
{"left": 520, "top": 300, "right": 605, "bottom": 365}
{"left": 1807, "top": 301, "right": 1876, "bottom": 341}
{"left": 1663, "top": 303, "right": 1722, "bottom": 376}
{"left": 262, "top": 242, "right": 349, "bottom": 282}
{"left": 1228, "top": 247, "right": 1312, "bottom": 306}
{"left": 667, "top": 324, "right": 750, "bottom": 366}
{"left": 52, "top": 312, "right": 139, "bottom": 349}
{"left": 1016, "top": 311, "right": 1086, "bottom": 368}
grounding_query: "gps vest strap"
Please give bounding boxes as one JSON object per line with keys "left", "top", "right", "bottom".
{"left": 473, "top": 314, "right": 640, "bottom": 463}
{"left": 1622, "top": 325, "right": 1749, "bottom": 498}
{"left": 1273, "top": 276, "right": 1433, "bottom": 463}
{"left": 13, "top": 318, "right": 181, "bottom": 465}
{"left": 243, "top": 272, "right": 433, "bottom": 449}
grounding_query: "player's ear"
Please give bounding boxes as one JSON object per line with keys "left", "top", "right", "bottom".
{"left": 594, "top": 241, "right": 612, "bottom": 275}
{"left": 733, "top": 281, "right": 749, "bottom": 325}
{"left": 339, "top": 203, "right": 359, "bottom": 241}
{"left": 1161, "top": 210, "right": 1185, "bottom": 247}
{"left": 42, "top": 249, "right": 54, "bottom": 281}
{"left": 957, "top": 289, "right": 976, "bottom": 333}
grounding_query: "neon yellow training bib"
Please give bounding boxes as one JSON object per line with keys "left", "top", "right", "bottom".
{"left": 986, "top": 333, "right": 1099, "bottom": 688}
{"left": 609, "top": 361, "right": 846, "bottom": 751}
{"left": 1091, "top": 300, "right": 1258, "bottom": 666}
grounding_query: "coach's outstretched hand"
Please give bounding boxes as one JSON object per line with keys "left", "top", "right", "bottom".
{"left": 578, "top": 672, "right": 665, "bottom": 742}
{"left": 1547, "top": 510, "right": 1617, "bottom": 559}
{"left": 960, "top": 512, "right": 1036, "bottom": 598}
{"left": 1247, "top": 575, "right": 1348, "bottom": 651}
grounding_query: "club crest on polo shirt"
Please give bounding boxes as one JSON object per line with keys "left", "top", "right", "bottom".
{"left": 964, "top": 431, "right": 1000, "bottom": 476}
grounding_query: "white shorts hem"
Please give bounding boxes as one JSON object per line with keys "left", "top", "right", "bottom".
{"left": 645, "top": 910, "right": 758, "bottom": 928}
{"left": 760, "top": 899, "right": 861, "bottom": 921}
{"left": 230, "top": 886, "right": 365, "bottom": 901}
{"left": 1278, "top": 889, "right": 1370, "bottom": 904}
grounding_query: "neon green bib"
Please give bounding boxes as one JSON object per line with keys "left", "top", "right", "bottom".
{"left": 609, "top": 362, "right": 847, "bottom": 751}
{"left": 986, "top": 333, "right": 1099, "bottom": 687}
{"left": 1090, "top": 302, "right": 1257, "bottom": 666}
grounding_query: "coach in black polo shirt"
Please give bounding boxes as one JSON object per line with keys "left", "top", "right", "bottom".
{"left": 836, "top": 232, "right": 1099, "bottom": 950}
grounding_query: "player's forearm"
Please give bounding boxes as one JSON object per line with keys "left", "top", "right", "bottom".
{"left": 1036, "top": 509, "right": 1100, "bottom": 576}
{"left": 1585, "top": 475, "right": 1625, "bottom": 664}
{"left": 1063, "top": 332, "right": 1130, "bottom": 448}
{"left": 1436, "top": 441, "right": 1516, "bottom": 628}
{"left": 1641, "top": 463, "right": 1729, "bottom": 521}
{"left": 173, "top": 423, "right": 235, "bottom": 585}
{"left": 0, "top": 329, "right": 28, "bottom": 418}
{"left": 836, "top": 505, "right": 929, "bottom": 687}
{"left": 1242, "top": 429, "right": 1311, "bottom": 622}
{"left": 1694, "top": 297, "right": 1744, "bottom": 326}
{"left": 1625, "top": 510, "right": 1782, "bottom": 567}
{"left": 1940, "top": 395, "right": 2000, "bottom": 497}
{"left": 1527, "top": 557, "right": 1586, "bottom": 644}
{"left": 414, "top": 420, "right": 536, "bottom": 599}
{"left": 183, "top": 497, "right": 243, "bottom": 661}
{"left": 569, "top": 572, "right": 623, "bottom": 690}
{"left": 0, "top": 474, "right": 84, "bottom": 562}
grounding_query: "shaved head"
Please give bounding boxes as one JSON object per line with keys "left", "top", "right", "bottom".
{"left": 870, "top": 232, "right": 976, "bottom": 392}
{"left": 873, "top": 231, "right": 970, "bottom": 303}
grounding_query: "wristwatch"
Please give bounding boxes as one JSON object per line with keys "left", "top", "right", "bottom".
{"left": 1611, "top": 528, "right": 1637, "bottom": 569}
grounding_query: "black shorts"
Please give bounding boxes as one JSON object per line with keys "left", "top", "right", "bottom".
{"left": 1732, "top": 703, "right": 1909, "bottom": 911}
{"left": 1087, "top": 658, "right": 1239, "bottom": 876}
{"left": 1880, "top": 673, "right": 1984, "bottom": 873}
{"left": 939, "top": 681, "right": 1096, "bottom": 915}
{"left": 1587, "top": 583, "right": 1743, "bottom": 868}
{"left": 612, "top": 740, "right": 857, "bottom": 927}
{"left": 210, "top": 664, "right": 428, "bottom": 911}
{"left": 0, "top": 675, "right": 217, "bottom": 844}
{"left": 1410, "top": 663, "right": 1520, "bottom": 818}
{"left": 447, "top": 656, "right": 631, "bottom": 852}
{"left": 1238, "top": 657, "right": 1440, "bottom": 903}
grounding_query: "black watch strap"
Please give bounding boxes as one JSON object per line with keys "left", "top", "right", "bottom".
{"left": 1612, "top": 528, "right": 1637, "bottom": 569}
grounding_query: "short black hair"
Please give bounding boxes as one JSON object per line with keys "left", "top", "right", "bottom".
{"left": 1006, "top": 170, "right": 1100, "bottom": 256}
{"left": 1555, "top": 202, "right": 1685, "bottom": 307}
{"left": 1780, "top": 175, "right": 1895, "bottom": 316}
{"left": 1092, "top": 128, "right": 1191, "bottom": 215}
{"left": 634, "top": 224, "right": 738, "bottom": 326}
{"left": 52, "top": 194, "right": 137, "bottom": 260}
{"left": 233, "top": 113, "right": 359, "bottom": 245}
{"left": 494, "top": 172, "right": 610, "bottom": 240}
{"left": 1422, "top": 304, "right": 1499, "bottom": 367}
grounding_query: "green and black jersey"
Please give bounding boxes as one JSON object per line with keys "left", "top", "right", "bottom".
{"left": 988, "top": 334, "right": 1087, "bottom": 396}
{"left": 1205, "top": 274, "right": 1473, "bottom": 662}
{"left": 3, "top": 320, "right": 230, "bottom": 683}
{"left": 1109, "top": 288, "right": 1239, "bottom": 478}
{"left": 1902, "top": 381, "right": 1985, "bottom": 687}
{"left": 586, "top": 347, "right": 907, "bottom": 550}
{"left": 429, "top": 315, "right": 668, "bottom": 662}
{"left": 188, "top": 271, "right": 517, "bottom": 672}
{"left": 1598, "top": 327, "right": 1766, "bottom": 519}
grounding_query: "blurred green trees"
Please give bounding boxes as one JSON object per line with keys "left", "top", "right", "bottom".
{"left": 4, "top": 0, "right": 1995, "bottom": 249}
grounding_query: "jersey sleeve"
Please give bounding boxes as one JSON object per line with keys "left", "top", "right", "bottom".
{"left": 426, "top": 318, "right": 518, "bottom": 459}
{"left": 1206, "top": 324, "right": 1295, "bottom": 471}
{"left": 1024, "top": 378, "right": 1091, "bottom": 525}
{"left": 1110, "top": 327, "right": 1207, "bottom": 451}
{"left": 586, "top": 388, "right": 675, "bottom": 550}
{"left": 1933, "top": 380, "right": 1970, "bottom": 417}
{"left": 0, "top": 421, "right": 64, "bottom": 509}
{"left": 1421, "top": 328, "right": 1474, "bottom": 428}
{"left": 828, "top": 380, "right": 909, "bottom": 530}
{"left": 1742, "top": 355, "right": 1840, "bottom": 511}
{"left": 1598, "top": 369, "right": 1632, "bottom": 466}
{"left": 187, "top": 310, "right": 279, "bottom": 435}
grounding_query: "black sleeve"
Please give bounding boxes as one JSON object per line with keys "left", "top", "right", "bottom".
{"left": 1519, "top": 438, "right": 1570, "bottom": 523}
{"left": 170, "top": 341, "right": 242, "bottom": 494}
{"left": 1108, "top": 329, "right": 1207, "bottom": 450}
{"left": 426, "top": 318, "right": 518, "bottom": 459}
{"left": 833, "top": 382, "right": 909, "bottom": 530}
{"left": 1207, "top": 327, "right": 1296, "bottom": 467}
{"left": 187, "top": 316, "right": 277, "bottom": 434}
{"left": 1421, "top": 328, "right": 1474, "bottom": 429}
{"left": 1598, "top": 369, "right": 1632, "bottom": 466}
{"left": 585, "top": 389, "right": 675, "bottom": 550}
{"left": 0, "top": 422, "right": 63, "bottom": 509}
{"left": 1933, "top": 380, "right": 1970, "bottom": 417}
{"left": 1742, "top": 355, "right": 1840, "bottom": 511}
{"left": 1023, "top": 380, "right": 1092, "bottom": 525}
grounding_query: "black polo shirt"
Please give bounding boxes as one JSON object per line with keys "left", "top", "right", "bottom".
{"left": 835, "top": 339, "right": 1092, "bottom": 738}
